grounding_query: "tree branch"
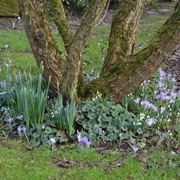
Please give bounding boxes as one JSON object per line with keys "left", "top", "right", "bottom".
{"left": 102, "top": 0, "right": 145, "bottom": 73}
{"left": 80, "top": 2, "right": 180, "bottom": 102}
{"left": 46, "top": 0, "right": 74, "bottom": 50}
{"left": 61, "top": 0, "right": 108, "bottom": 100}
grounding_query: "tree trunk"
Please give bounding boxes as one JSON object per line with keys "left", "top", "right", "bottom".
{"left": 19, "top": 0, "right": 180, "bottom": 103}
{"left": 80, "top": 2, "right": 180, "bottom": 102}
{"left": 18, "top": 0, "right": 63, "bottom": 89}
{"left": 61, "top": 0, "right": 108, "bottom": 101}
{"left": 46, "top": 0, "right": 74, "bottom": 50}
{"left": 102, "top": 0, "right": 145, "bottom": 73}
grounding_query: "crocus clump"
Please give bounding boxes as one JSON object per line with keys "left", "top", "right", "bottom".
{"left": 77, "top": 131, "right": 91, "bottom": 147}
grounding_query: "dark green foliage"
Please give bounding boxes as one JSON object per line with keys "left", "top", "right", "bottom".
{"left": 78, "top": 97, "right": 143, "bottom": 145}
{"left": 27, "top": 125, "right": 68, "bottom": 147}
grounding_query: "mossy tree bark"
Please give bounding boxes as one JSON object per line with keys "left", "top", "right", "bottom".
{"left": 102, "top": 0, "right": 145, "bottom": 73}
{"left": 18, "top": 0, "right": 63, "bottom": 89}
{"left": 80, "top": 2, "right": 180, "bottom": 102}
{"left": 61, "top": 0, "right": 108, "bottom": 101}
{"left": 45, "top": 0, "right": 74, "bottom": 50}
{"left": 18, "top": 0, "right": 180, "bottom": 102}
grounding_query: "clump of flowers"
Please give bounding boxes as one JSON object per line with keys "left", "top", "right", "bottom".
{"left": 145, "top": 117, "right": 158, "bottom": 127}
{"left": 77, "top": 131, "right": 91, "bottom": 147}
{"left": 141, "top": 101, "right": 157, "bottom": 111}
{"left": 124, "top": 67, "right": 180, "bottom": 146}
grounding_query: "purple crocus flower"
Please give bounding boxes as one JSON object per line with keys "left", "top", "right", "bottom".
{"left": 157, "top": 81, "right": 165, "bottom": 89}
{"left": 78, "top": 137, "right": 91, "bottom": 146}
{"left": 141, "top": 101, "right": 158, "bottom": 111}
{"left": 77, "top": 132, "right": 91, "bottom": 146}
{"left": 0, "top": 81, "right": 7, "bottom": 88}
{"left": 145, "top": 117, "right": 158, "bottom": 126}
{"left": 97, "top": 127, "right": 103, "bottom": 134}
{"left": 129, "top": 144, "right": 139, "bottom": 153}
{"left": 159, "top": 68, "right": 166, "bottom": 78}
{"left": 177, "top": 90, "right": 180, "bottom": 95}
{"left": 170, "top": 92, "right": 177, "bottom": 99}
{"left": 15, "top": 74, "right": 19, "bottom": 79}
{"left": 156, "top": 91, "right": 174, "bottom": 101}
{"left": 7, "top": 117, "right": 13, "bottom": 124}
{"left": 17, "top": 125, "right": 26, "bottom": 133}
{"left": 156, "top": 91, "right": 169, "bottom": 100}
{"left": 172, "top": 85, "right": 177, "bottom": 91}
{"left": 162, "top": 95, "right": 172, "bottom": 101}
{"left": 85, "top": 74, "right": 92, "bottom": 82}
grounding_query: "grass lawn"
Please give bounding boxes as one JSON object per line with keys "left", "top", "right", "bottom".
{"left": 0, "top": 15, "right": 169, "bottom": 79}
{"left": 0, "top": 138, "right": 179, "bottom": 180}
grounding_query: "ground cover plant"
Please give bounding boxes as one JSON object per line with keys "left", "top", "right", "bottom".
{"left": 0, "top": 1, "right": 180, "bottom": 179}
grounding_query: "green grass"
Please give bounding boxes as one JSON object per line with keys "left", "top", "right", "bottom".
{"left": 0, "top": 15, "right": 169, "bottom": 77}
{"left": 0, "top": 138, "right": 179, "bottom": 180}
{"left": 135, "top": 15, "right": 169, "bottom": 51}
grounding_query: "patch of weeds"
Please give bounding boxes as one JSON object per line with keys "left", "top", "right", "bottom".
{"left": 146, "top": 148, "right": 180, "bottom": 169}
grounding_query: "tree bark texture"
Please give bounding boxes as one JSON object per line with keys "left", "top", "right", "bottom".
{"left": 102, "top": 0, "right": 145, "bottom": 73}
{"left": 18, "top": 0, "right": 180, "bottom": 102}
{"left": 80, "top": 2, "right": 180, "bottom": 102}
{"left": 61, "top": 0, "right": 108, "bottom": 101}
{"left": 46, "top": 0, "right": 74, "bottom": 50}
{"left": 18, "top": 0, "right": 63, "bottom": 89}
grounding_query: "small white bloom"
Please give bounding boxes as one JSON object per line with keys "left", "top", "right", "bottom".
{"left": 50, "top": 137, "right": 56, "bottom": 144}
{"left": 4, "top": 44, "right": 9, "bottom": 51}
{"left": 17, "top": 115, "right": 23, "bottom": 120}
{"left": 171, "top": 151, "right": 176, "bottom": 156}
{"left": 145, "top": 117, "right": 158, "bottom": 127}
{"left": 140, "top": 113, "right": 145, "bottom": 120}
{"left": 134, "top": 98, "right": 140, "bottom": 104}
{"left": 160, "top": 107, "right": 166, "bottom": 113}
{"left": 17, "top": 16, "right": 21, "bottom": 21}
{"left": 12, "top": 22, "right": 16, "bottom": 29}
{"left": 167, "top": 118, "right": 171, "bottom": 122}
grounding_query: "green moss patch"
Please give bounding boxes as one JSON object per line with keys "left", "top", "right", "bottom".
{"left": 0, "top": 0, "right": 19, "bottom": 16}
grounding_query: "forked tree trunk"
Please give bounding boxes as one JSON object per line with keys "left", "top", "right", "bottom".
{"left": 80, "top": 2, "right": 180, "bottom": 102}
{"left": 18, "top": 0, "right": 180, "bottom": 102}
{"left": 61, "top": 0, "right": 108, "bottom": 101}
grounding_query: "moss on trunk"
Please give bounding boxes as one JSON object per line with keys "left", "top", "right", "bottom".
{"left": 80, "top": 2, "right": 180, "bottom": 102}
{"left": 0, "top": 0, "right": 19, "bottom": 16}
